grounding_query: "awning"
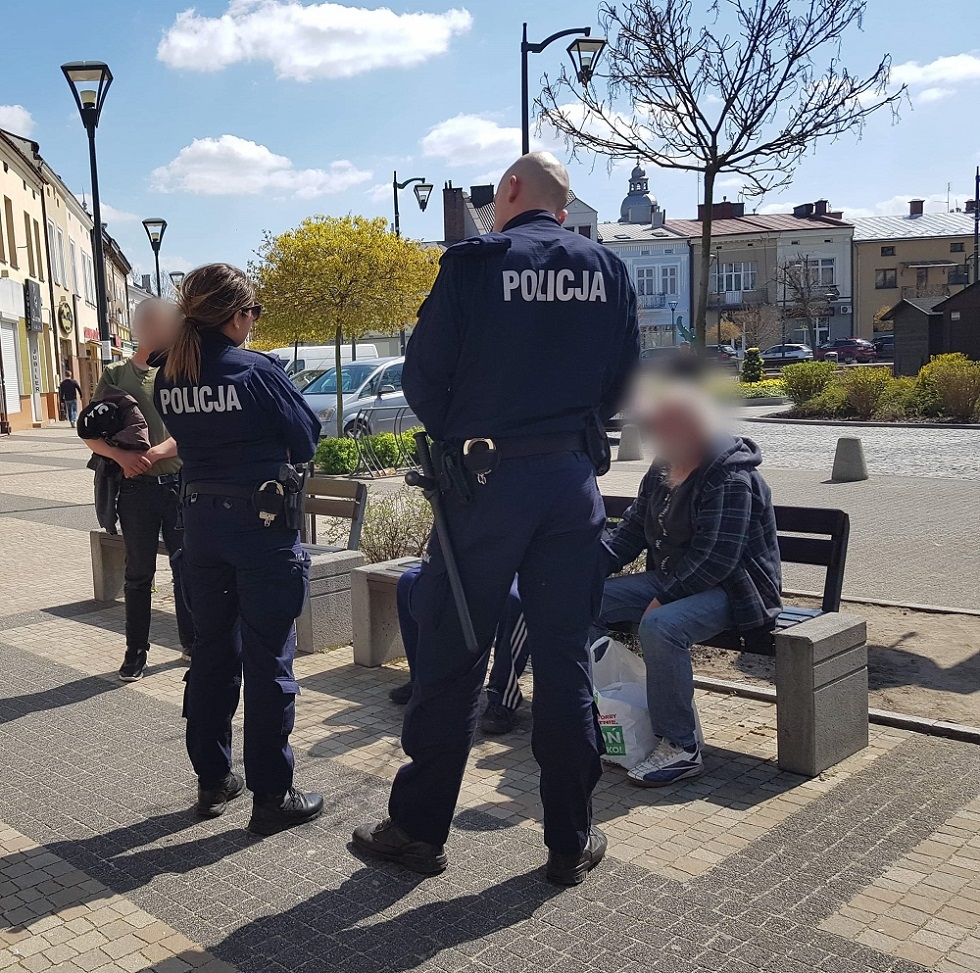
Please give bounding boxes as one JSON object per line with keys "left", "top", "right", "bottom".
{"left": 901, "top": 260, "right": 959, "bottom": 268}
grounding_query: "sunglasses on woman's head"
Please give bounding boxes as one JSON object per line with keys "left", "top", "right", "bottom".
{"left": 242, "top": 304, "right": 262, "bottom": 320}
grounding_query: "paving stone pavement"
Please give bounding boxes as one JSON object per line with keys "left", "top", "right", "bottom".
{"left": 2, "top": 425, "right": 980, "bottom": 973}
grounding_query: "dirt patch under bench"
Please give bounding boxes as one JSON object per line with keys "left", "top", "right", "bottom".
{"left": 692, "top": 597, "right": 979, "bottom": 726}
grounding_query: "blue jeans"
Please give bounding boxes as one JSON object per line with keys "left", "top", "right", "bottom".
{"left": 592, "top": 573, "right": 732, "bottom": 750}
{"left": 397, "top": 566, "right": 530, "bottom": 708}
{"left": 65, "top": 399, "right": 79, "bottom": 425}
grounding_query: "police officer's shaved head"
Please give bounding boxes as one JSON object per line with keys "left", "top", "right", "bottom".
{"left": 493, "top": 152, "right": 570, "bottom": 231}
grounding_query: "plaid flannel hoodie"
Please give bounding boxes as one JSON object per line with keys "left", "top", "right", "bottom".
{"left": 602, "top": 435, "right": 782, "bottom": 632}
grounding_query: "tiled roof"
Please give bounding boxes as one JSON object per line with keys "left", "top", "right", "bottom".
{"left": 466, "top": 189, "right": 584, "bottom": 237}
{"left": 663, "top": 213, "right": 851, "bottom": 239}
{"left": 597, "top": 222, "right": 687, "bottom": 243}
{"left": 881, "top": 295, "right": 945, "bottom": 319}
{"left": 852, "top": 212, "right": 975, "bottom": 241}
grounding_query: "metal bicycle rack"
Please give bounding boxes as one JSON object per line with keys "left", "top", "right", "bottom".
{"left": 348, "top": 406, "right": 421, "bottom": 478}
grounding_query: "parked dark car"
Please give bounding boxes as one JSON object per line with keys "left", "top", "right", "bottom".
{"left": 815, "top": 338, "right": 877, "bottom": 363}
{"left": 703, "top": 343, "right": 739, "bottom": 365}
{"left": 872, "top": 333, "right": 895, "bottom": 359}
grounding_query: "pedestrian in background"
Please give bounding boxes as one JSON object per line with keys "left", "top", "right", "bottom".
{"left": 154, "top": 263, "right": 324, "bottom": 835}
{"left": 354, "top": 152, "right": 639, "bottom": 885}
{"left": 82, "top": 300, "right": 195, "bottom": 680}
{"left": 58, "top": 370, "right": 83, "bottom": 427}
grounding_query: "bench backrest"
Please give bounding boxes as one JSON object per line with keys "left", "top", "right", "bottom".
{"left": 303, "top": 477, "right": 368, "bottom": 550}
{"left": 602, "top": 496, "right": 849, "bottom": 615}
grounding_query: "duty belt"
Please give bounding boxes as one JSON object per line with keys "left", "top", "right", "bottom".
{"left": 461, "top": 431, "right": 587, "bottom": 461}
{"left": 136, "top": 472, "right": 181, "bottom": 486}
{"left": 181, "top": 481, "right": 252, "bottom": 501}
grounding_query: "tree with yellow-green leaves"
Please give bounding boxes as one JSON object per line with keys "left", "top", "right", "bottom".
{"left": 250, "top": 215, "right": 440, "bottom": 437}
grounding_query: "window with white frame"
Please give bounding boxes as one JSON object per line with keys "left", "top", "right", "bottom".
{"left": 712, "top": 261, "right": 757, "bottom": 293}
{"left": 56, "top": 228, "right": 67, "bottom": 287}
{"left": 69, "top": 240, "right": 79, "bottom": 295}
{"left": 47, "top": 220, "right": 59, "bottom": 284}
{"left": 660, "top": 265, "right": 678, "bottom": 295}
{"left": 82, "top": 252, "right": 95, "bottom": 304}
{"left": 635, "top": 266, "right": 659, "bottom": 296}
{"left": 789, "top": 257, "right": 836, "bottom": 287}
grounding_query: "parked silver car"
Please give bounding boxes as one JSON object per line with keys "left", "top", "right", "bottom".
{"left": 301, "top": 357, "right": 418, "bottom": 437}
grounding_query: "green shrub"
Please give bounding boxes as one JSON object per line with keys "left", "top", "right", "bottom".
{"left": 366, "top": 432, "right": 401, "bottom": 468}
{"left": 916, "top": 353, "right": 980, "bottom": 421}
{"left": 359, "top": 486, "right": 433, "bottom": 563}
{"left": 840, "top": 367, "right": 893, "bottom": 419}
{"left": 741, "top": 347, "right": 763, "bottom": 383}
{"left": 398, "top": 427, "right": 424, "bottom": 464}
{"left": 781, "top": 360, "right": 839, "bottom": 406}
{"left": 315, "top": 436, "right": 359, "bottom": 474}
{"left": 873, "top": 376, "right": 920, "bottom": 421}
{"left": 797, "top": 381, "right": 849, "bottom": 418}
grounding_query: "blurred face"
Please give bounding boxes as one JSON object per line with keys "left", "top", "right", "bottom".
{"left": 644, "top": 397, "right": 710, "bottom": 467}
{"left": 133, "top": 302, "right": 180, "bottom": 353}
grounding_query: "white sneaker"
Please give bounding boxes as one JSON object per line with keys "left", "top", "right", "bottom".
{"left": 628, "top": 738, "right": 703, "bottom": 788}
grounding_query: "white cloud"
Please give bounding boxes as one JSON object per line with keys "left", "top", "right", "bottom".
{"left": 150, "top": 135, "right": 371, "bottom": 198}
{"left": 840, "top": 194, "right": 958, "bottom": 220}
{"left": 891, "top": 52, "right": 980, "bottom": 89}
{"left": 916, "top": 86, "right": 955, "bottom": 104}
{"left": 158, "top": 0, "right": 472, "bottom": 82}
{"left": 0, "top": 105, "right": 34, "bottom": 137}
{"left": 72, "top": 196, "right": 139, "bottom": 224}
{"left": 421, "top": 114, "right": 524, "bottom": 168}
{"left": 365, "top": 181, "right": 394, "bottom": 204}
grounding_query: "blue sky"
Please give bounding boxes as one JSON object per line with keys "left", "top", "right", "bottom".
{"left": 1, "top": 0, "right": 977, "bottom": 277}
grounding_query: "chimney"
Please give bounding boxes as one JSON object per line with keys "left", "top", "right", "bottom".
{"left": 442, "top": 183, "right": 466, "bottom": 245}
{"left": 141, "top": 274, "right": 152, "bottom": 292}
{"left": 469, "top": 185, "right": 494, "bottom": 208}
{"left": 697, "top": 199, "right": 744, "bottom": 221}
{"left": 966, "top": 199, "right": 977, "bottom": 214}
{"left": 827, "top": 210, "right": 844, "bottom": 221}
{"left": 814, "top": 199, "right": 829, "bottom": 217}
{"left": 793, "top": 203, "right": 815, "bottom": 219}
{"left": 909, "top": 198, "right": 925, "bottom": 218}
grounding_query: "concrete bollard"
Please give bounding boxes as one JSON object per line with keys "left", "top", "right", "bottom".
{"left": 617, "top": 424, "right": 644, "bottom": 462}
{"left": 831, "top": 436, "right": 868, "bottom": 482}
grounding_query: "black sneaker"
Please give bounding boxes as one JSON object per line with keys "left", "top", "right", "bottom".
{"left": 118, "top": 649, "right": 148, "bottom": 682}
{"left": 546, "top": 826, "right": 608, "bottom": 886}
{"left": 196, "top": 772, "right": 245, "bottom": 818}
{"left": 388, "top": 680, "right": 414, "bottom": 705}
{"left": 247, "top": 788, "right": 324, "bottom": 836}
{"left": 481, "top": 698, "right": 515, "bottom": 735}
{"left": 351, "top": 818, "right": 448, "bottom": 875}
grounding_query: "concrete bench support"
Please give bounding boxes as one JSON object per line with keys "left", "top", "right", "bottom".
{"left": 91, "top": 530, "right": 168, "bottom": 602}
{"left": 351, "top": 557, "right": 419, "bottom": 667}
{"left": 295, "top": 547, "right": 365, "bottom": 654}
{"left": 775, "top": 612, "right": 868, "bottom": 776}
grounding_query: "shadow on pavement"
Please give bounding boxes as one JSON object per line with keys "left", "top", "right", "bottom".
{"left": 0, "top": 672, "right": 124, "bottom": 725}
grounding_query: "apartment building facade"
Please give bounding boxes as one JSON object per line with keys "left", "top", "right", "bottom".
{"left": 0, "top": 129, "right": 56, "bottom": 431}
{"left": 852, "top": 202, "right": 975, "bottom": 340}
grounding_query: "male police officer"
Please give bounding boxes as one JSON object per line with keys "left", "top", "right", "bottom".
{"left": 353, "top": 152, "right": 639, "bottom": 885}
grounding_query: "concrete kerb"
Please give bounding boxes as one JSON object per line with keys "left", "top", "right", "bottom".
{"left": 691, "top": 674, "right": 980, "bottom": 745}
{"left": 743, "top": 415, "right": 980, "bottom": 430}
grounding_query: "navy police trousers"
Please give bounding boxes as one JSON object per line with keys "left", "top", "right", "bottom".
{"left": 389, "top": 451, "right": 605, "bottom": 856}
{"left": 179, "top": 495, "right": 310, "bottom": 796}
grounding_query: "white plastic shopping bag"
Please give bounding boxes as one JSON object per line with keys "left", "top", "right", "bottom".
{"left": 591, "top": 636, "right": 657, "bottom": 769}
{"left": 591, "top": 635, "right": 704, "bottom": 770}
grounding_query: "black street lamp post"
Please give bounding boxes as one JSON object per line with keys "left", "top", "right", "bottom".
{"left": 392, "top": 171, "right": 433, "bottom": 353}
{"left": 62, "top": 61, "right": 113, "bottom": 363}
{"left": 668, "top": 299, "right": 678, "bottom": 342}
{"left": 142, "top": 218, "right": 168, "bottom": 297}
{"left": 521, "top": 24, "right": 606, "bottom": 155}
{"left": 169, "top": 271, "right": 185, "bottom": 293}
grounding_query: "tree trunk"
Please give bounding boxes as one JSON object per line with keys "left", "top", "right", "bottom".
{"left": 696, "top": 168, "right": 716, "bottom": 350}
{"left": 334, "top": 324, "right": 344, "bottom": 439}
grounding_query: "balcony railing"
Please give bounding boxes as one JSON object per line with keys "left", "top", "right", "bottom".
{"left": 636, "top": 292, "right": 669, "bottom": 309}
{"left": 708, "top": 288, "right": 765, "bottom": 307}
{"left": 900, "top": 285, "right": 950, "bottom": 300}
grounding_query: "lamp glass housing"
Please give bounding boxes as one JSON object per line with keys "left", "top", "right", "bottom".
{"left": 414, "top": 182, "right": 434, "bottom": 212}
{"left": 567, "top": 36, "right": 606, "bottom": 84}
{"left": 61, "top": 61, "right": 113, "bottom": 127}
{"left": 142, "top": 217, "right": 168, "bottom": 248}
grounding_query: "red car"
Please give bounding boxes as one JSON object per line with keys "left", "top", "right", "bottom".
{"left": 815, "top": 338, "right": 877, "bottom": 363}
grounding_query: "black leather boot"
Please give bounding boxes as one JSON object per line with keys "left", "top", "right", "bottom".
{"left": 546, "top": 826, "right": 607, "bottom": 886}
{"left": 352, "top": 818, "right": 448, "bottom": 875}
{"left": 247, "top": 788, "right": 324, "bottom": 836}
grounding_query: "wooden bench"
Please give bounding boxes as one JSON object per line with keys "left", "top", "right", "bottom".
{"left": 90, "top": 474, "right": 371, "bottom": 654}
{"left": 603, "top": 495, "right": 868, "bottom": 777}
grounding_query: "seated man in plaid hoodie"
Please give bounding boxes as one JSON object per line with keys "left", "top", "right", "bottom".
{"left": 595, "top": 389, "right": 782, "bottom": 787}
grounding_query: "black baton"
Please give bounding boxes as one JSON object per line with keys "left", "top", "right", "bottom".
{"left": 404, "top": 432, "right": 480, "bottom": 655}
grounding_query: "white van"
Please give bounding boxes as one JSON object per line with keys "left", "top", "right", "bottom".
{"left": 269, "top": 344, "right": 379, "bottom": 377}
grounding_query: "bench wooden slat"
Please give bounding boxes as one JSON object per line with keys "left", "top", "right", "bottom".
{"left": 307, "top": 477, "right": 363, "bottom": 500}
{"left": 303, "top": 476, "right": 368, "bottom": 549}
{"left": 777, "top": 535, "right": 834, "bottom": 567}
{"left": 305, "top": 497, "right": 359, "bottom": 519}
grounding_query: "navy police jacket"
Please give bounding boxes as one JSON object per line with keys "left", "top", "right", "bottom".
{"left": 153, "top": 331, "right": 321, "bottom": 486}
{"left": 403, "top": 209, "right": 639, "bottom": 442}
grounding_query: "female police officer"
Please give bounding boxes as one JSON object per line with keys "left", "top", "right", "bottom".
{"left": 153, "top": 263, "right": 324, "bottom": 835}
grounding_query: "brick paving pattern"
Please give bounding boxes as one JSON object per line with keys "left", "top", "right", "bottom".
{"left": 1, "top": 426, "right": 979, "bottom": 973}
